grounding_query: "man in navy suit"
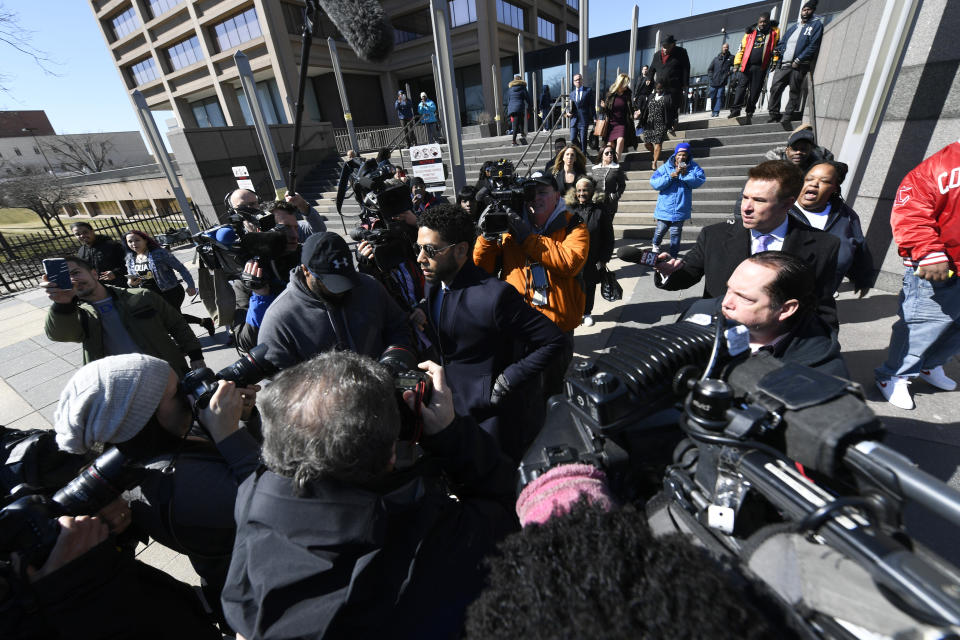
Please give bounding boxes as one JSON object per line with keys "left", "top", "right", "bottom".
{"left": 566, "top": 73, "right": 596, "bottom": 154}
{"left": 415, "top": 204, "right": 565, "bottom": 460}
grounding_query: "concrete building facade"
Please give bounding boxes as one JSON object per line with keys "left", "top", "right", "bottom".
{"left": 0, "top": 130, "right": 153, "bottom": 177}
{"left": 88, "top": 0, "right": 580, "bottom": 130}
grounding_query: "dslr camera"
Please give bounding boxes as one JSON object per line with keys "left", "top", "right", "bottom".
{"left": 477, "top": 159, "right": 537, "bottom": 236}
{"left": 180, "top": 344, "right": 272, "bottom": 409}
{"left": 379, "top": 345, "right": 432, "bottom": 443}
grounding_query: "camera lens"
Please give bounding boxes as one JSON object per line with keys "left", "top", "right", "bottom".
{"left": 217, "top": 344, "right": 271, "bottom": 387}
{"left": 52, "top": 448, "right": 131, "bottom": 515}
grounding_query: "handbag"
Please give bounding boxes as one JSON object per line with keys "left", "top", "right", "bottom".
{"left": 593, "top": 117, "right": 608, "bottom": 139}
{"left": 599, "top": 265, "right": 623, "bottom": 302}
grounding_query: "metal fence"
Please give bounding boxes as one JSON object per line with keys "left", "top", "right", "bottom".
{"left": 0, "top": 206, "right": 211, "bottom": 295}
{"left": 332, "top": 117, "right": 438, "bottom": 155}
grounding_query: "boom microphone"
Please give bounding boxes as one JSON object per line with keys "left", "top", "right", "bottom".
{"left": 317, "top": 0, "right": 395, "bottom": 62}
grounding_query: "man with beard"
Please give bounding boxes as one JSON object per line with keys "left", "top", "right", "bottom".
{"left": 71, "top": 221, "right": 127, "bottom": 287}
{"left": 415, "top": 205, "right": 564, "bottom": 460}
{"left": 256, "top": 232, "right": 413, "bottom": 373}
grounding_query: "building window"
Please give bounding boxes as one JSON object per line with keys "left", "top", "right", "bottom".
{"left": 166, "top": 36, "right": 203, "bottom": 71}
{"left": 449, "top": 0, "right": 477, "bottom": 27}
{"left": 567, "top": 0, "right": 579, "bottom": 9}
{"left": 566, "top": 28, "right": 578, "bottom": 43}
{"left": 496, "top": 0, "right": 525, "bottom": 30}
{"left": 212, "top": 7, "right": 262, "bottom": 52}
{"left": 236, "top": 78, "right": 288, "bottom": 125}
{"left": 394, "top": 29, "right": 423, "bottom": 45}
{"left": 111, "top": 6, "right": 141, "bottom": 39}
{"left": 14, "top": 147, "right": 22, "bottom": 157}
{"left": 129, "top": 57, "right": 159, "bottom": 85}
{"left": 537, "top": 16, "right": 556, "bottom": 41}
{"left": 190, "top": 97, "right": 227, "bottom": 128}
{"left": 147, "top": 0, "right": 182, "bottom": 19}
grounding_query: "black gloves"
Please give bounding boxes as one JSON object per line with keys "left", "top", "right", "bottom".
{"left": 490, "top": 373, "right": 511, "bottom": 407}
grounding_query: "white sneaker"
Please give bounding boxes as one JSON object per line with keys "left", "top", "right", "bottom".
{"left": 919, "top": 366, "right": 957, "bottom": 391}
{"left": 582, "top": 314, "right": 595, "bottom": 327}
{"left": 876, "top": 376, "right": 915, "bottom": 410}
{"left": 651, "top": 245, "right": 661, "bottom": 255}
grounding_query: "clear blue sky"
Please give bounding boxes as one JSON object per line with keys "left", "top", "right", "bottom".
{"left": 1, "top": 1, "right": 755, "bottom": 141}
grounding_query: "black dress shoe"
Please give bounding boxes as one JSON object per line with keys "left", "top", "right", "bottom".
{"left": 727, "top": 110, "right": 740, "bottom": 118}
{"left": 767, "top": 114, "right": 781, "bottom": 123}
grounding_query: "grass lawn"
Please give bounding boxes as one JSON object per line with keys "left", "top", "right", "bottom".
{"left": 0, "top": 208, "right": 54, "bottom": 235}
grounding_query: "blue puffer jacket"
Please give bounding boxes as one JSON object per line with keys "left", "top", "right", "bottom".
{"left": 418, "top": 99, "right": 438, "bottom": 124}
{"left": 650, "top": 153, "right": 706, "bottom": 222}
{"left": 505, "top": 78, "right": 530, "bottom": 115}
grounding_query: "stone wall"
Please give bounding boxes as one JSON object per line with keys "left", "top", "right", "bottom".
{"left": 813, "top": 0, "right": 960, "bottom": 292}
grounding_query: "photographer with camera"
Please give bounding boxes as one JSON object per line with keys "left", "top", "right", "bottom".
{"left": 256, "top": 232, "right": 413, "bottom": 372}
{"left": 474, "top": 172, "right": 589, "bottom": 398}
{"left": 417, "top": 204, "right": 565, "bottom": 460}
{"left": 43, "top": 256, "right": 205, "bottom": 375}
{"left": 50, "top": 352, "right": 263, "bottom": 630}
{"left": 221, "top": 352, "right": 516, "bottom": 639}
{"left": 230, "top": 200, "right": 313, "bottom": 351}
{"left": 354, "top": 181, "right": 425, "bottom": 319}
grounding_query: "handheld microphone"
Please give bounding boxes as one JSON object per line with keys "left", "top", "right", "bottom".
{"left": 318, "top": 0, "right": 394, "bottom": 62}
{"left": 617, "top": 245, "right": 661, "bottom": 265}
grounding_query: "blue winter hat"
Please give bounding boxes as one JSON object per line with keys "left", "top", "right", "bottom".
{"left": 674, "top": 142, "right": 692, "bottom": 157}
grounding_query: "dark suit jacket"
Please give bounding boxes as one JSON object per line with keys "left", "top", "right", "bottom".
{"left": 422, "top": 262, "right": 565, "bottom": 459}
{"left": 655, "top": 217, "right": 841, "bottom": 328}
{"left": 569, "top": 86, "right": 596, "bottom": 129}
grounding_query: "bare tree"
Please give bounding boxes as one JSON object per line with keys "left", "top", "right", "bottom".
{"left": 43, "top": 134, "right": 116, "bottom": 174}
{"left": 0, "top": 169, "right": 83, "bottom": 232}
{"left": 0, "top": 3, "right": 58, "bottom": 95}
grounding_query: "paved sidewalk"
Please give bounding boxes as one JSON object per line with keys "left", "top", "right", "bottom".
{"left": 2, "top": 240, "right": 959, "bottom": 584}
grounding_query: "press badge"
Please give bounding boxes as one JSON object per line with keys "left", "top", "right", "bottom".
{"left": 724, "top": 324, "right": 750, "bottom": 356}
{"left": 529, "top": 263, "right": 549, "bottom": 307}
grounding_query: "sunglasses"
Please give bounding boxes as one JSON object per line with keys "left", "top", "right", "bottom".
{"left": 416, "top": 243, "right": 454, "bottom": 259}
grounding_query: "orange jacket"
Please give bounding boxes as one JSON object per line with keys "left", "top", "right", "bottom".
{"left": 474, "top": 210, "right": 589, "bottom": 332}
{"left": 734, "top": 27, "right": 780, "bottom": 72}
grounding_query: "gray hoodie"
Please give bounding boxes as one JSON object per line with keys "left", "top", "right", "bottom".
{"left": 257, "top": 269, "right": 413, "bottom": 372}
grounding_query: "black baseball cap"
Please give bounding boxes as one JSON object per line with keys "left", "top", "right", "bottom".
{"left": 787, "top": 129, "right": 816, "bottom": 147}
{"left": 301, "top": 233, "right": 355, "bottom": 294}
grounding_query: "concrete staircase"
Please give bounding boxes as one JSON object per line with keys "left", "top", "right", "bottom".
{"left": 307, "top": 116, "right": 797, "bottom": 239}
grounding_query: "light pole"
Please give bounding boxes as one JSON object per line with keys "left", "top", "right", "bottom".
{"left": 22, "top": 127, "right": 55, "bottom": 175}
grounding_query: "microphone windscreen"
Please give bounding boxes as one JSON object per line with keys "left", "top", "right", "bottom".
{"left": 617, "top": 245, "right": 649, "bottom": 264}
{"left": 318, "top": 0, "right": 394, "bottom": 62}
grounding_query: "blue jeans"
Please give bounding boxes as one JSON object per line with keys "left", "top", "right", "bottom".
{"left": 709, "top": 85, "right": 726, "bottom": 115}
{"left": 570, "top": 124, "right": 588, "bottom": 153}
{"left": 875, "top": 268, "right": 960, "bottom": 379}
{"left": 653, "top": 220, "right": 684, "bottom": 257}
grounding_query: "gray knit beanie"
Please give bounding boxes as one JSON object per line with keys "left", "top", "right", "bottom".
{"left": 54, "top": 354, "right": 173, "bottom": 454}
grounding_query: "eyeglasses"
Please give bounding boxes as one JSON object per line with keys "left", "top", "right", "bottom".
{"left": 603, "top": 151, "right": 614, "bottom": 156}
{"left": 416, "top": 243, "right": 454, "bottom": 259}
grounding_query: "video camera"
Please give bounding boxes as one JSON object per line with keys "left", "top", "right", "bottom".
{"left": 193, "top": 197, "right": 294, "bottom": 284}
{"left": 477, "top": 159, "right": 538, "bottom": 236}
{"left": 338, "top": 158, "right": 416, "bottom": 273}
{"left": 520, "top": 318, "right": 960, "bottom": 636}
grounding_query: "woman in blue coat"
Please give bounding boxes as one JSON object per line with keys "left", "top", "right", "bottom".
{"left": 505, "top": 75, "right": 530, "bottom": 145}
{"left": 650, "top": 142, "right": 706, "bottom": 257}
{"left": 125, "top": 229, "right": 214, "bottom": 335}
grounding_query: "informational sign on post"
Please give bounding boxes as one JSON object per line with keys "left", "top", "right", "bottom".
{"left": 232, "top": 165, "right": 255, "bottom": 191}
{"left": 409, "top": 144, "right": 446, "bottom": 193}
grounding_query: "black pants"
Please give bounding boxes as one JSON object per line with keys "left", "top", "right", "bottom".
{"left": 157, "top": 283, "right": 204, "bottom": 325}
{"left": 667, "top": 87, "right": 683, "bottom": 127}
{"left": 768, "top": 63, "right": 809, "bottom": 117}
{"left": 542, "top": 330, "right": 575, "bottom": 401}
{"left": 510, "top": 112, "right": 526, "bottom": 142}
{"left": 731, "top": 64, "right": 767, "bottom": 114}
{"left": 399, "top": 118, "right": 416, "bottom": 146}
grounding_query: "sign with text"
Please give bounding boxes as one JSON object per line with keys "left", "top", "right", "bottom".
{"left": 409, "top": 144, "right": 445, "bottom": 192}
{"left": 232, "top": 165, "right": 255, "bottom": 191}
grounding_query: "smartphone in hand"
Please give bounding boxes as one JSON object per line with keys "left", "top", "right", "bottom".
{"left": 42, "top": 258, "right": 72, "bottom": 290}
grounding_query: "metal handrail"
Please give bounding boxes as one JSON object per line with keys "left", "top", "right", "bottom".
{"left": 514, "top": 93, "right": 568, "bottom": 177}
